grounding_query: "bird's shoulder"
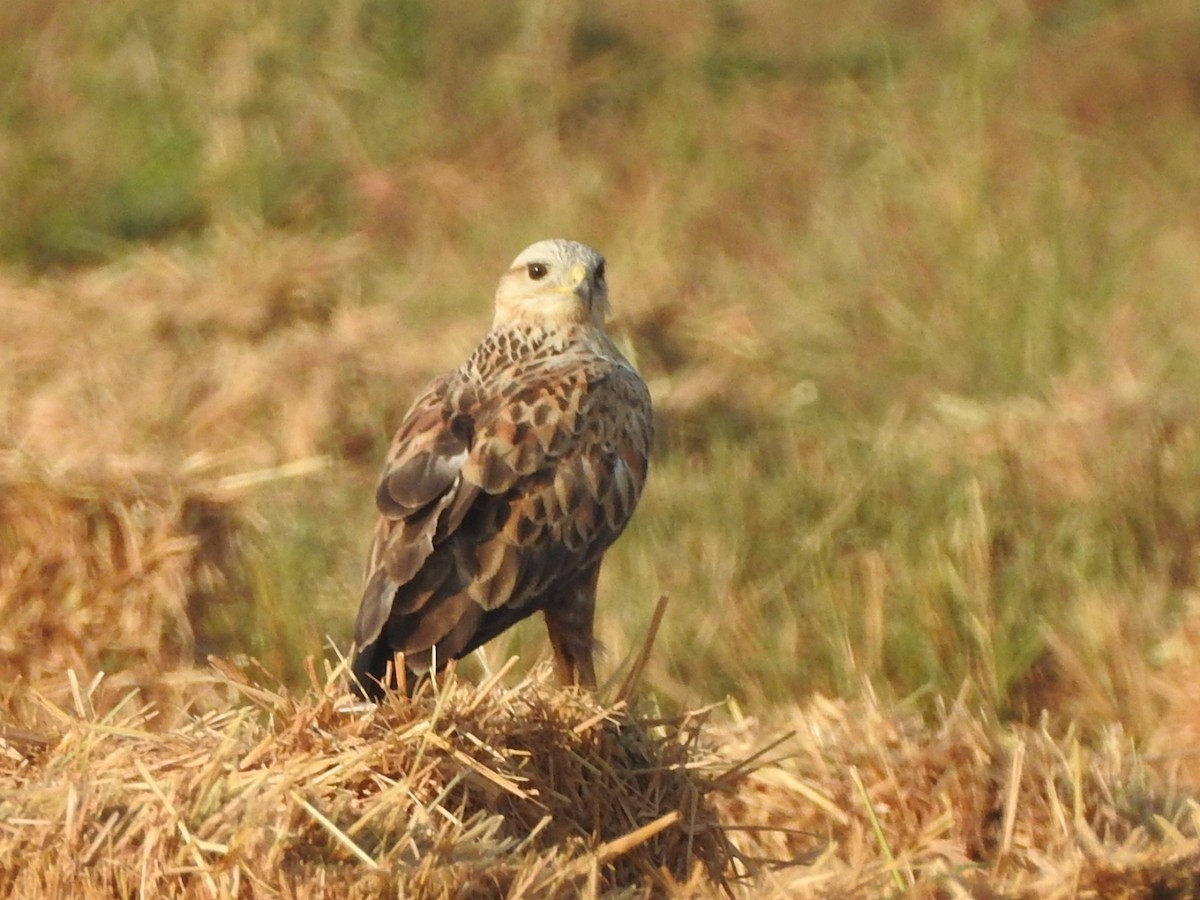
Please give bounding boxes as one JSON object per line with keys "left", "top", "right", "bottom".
{"left": 377, "top": 324, "right": 650, "bottom": 506}
{"left": 456, "top": 327, "right": 648, "bottom": 478}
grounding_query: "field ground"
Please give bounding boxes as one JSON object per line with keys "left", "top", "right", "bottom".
{"left": 4, "top": 0, "right": 1200, "bottom": 894}
{"left": 3, "top": 663, "right": 1200, "bottom": 897}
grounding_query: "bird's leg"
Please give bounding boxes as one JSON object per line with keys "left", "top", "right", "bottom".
{"left": 544, "top": 565, "right": 600, "bottom": 689}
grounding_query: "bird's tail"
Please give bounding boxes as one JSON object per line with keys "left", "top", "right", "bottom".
{"left": 350, "top": 640, "right": 407, "bottom": 701}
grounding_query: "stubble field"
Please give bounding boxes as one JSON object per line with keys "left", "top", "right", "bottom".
{"left": 4, "top": 1, "right": 1200, "bottom": 895}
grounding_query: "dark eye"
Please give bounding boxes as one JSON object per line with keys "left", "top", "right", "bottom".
{"left": 595, "top": 262, "right": 606, "bottom": 281}
{"left": 527, "top": 263, "right": 549, "bottom": 280}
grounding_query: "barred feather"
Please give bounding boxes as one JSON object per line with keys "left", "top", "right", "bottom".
{"left": 352, "top": 240, "right": 653, "bottom": 699}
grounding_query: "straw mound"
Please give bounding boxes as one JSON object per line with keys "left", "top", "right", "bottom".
{"left": 913, "top": 378, "right": 1194, "bottom": 509}
{"left": 0, "top": 452, "right": 258, "bottom": 683}
{"left": 715, "top": 692, "right": 1200, "bottom": 898}
{"left": 3, "top": 664, "right": 1200, "bottom": 898}
{"left": 0, "top": 237, "right": 472, "bottom": 471}
{"left": 0, "top": 663, "right": 731, "bottom": 898}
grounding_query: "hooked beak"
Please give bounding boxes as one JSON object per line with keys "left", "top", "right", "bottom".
{"left": 555, "top": 263, "right": 592, "bottom": 305}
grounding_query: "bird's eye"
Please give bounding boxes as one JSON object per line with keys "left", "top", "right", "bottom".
{"left": 595, "top": 262, "right": 606, "bottom": 281}
{"left": 527, "top": 263, "right": 549, "bottom": 280}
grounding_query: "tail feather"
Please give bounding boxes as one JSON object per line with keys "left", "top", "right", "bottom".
{"left": 351, "top": 638, "right": 398, "bottom": 700}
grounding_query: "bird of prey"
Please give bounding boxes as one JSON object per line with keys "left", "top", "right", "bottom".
{"left": 352, "top": 239, "right": 653, "bottom": 699}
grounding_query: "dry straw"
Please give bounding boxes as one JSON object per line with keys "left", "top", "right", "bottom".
{"left": 0, "top": 659, "right": 735, "bottom": 898}
{"left": 3, "top": 657, "right": 1200, "bottom": 897}
{"left": 0, "top": 451, "right": 217, "bottom": 682}
{"left": 711, "top": 691, "right": 1200, "bottom": 898}
{"left": 1, "top": 403, "right": 1198, "bottom": 896}
{"left": 0, "top": 450, "right": 324, "bottom": 686}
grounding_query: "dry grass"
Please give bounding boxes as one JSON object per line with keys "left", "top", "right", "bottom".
{"left": 0, "top": 451, "right": 237, "bottom": 682}
{"left": 0, "top": 231, "right": 400, "bottom": 468}
{"left": 0, "top": 447, "right": 338, "bottom": 687}
{"left": 2, "top": 665, "right": 1199, "bottom": 897}
{"left": 3, "top": 0, "right": 1200, "bottom": 719}
{"left": 4, "top": 0, "right": 1200, "bottom": 894}
{"left": 717, "top": 691, "right": 1200, "bottom": 897}
{"left": 0, "top": 663, "right": 732, "bottom": 897}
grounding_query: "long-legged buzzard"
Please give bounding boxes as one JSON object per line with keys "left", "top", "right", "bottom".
{"left": 352, "top": 239, "right": 653, "bottom": 699}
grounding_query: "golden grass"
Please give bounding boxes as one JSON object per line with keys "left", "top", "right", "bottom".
{"left": 716, "top": 691, "right": 1200, "bottom": 897}
{"left": 0, "top": 448, "right": 338, "bottom": 687}
{"left": 0, "top": 663, "right": 732, "bottom": 897}
{"left": 0, "top": 451, "right": 232, "bottom": 682}
{"left": 2, "top": 664, "right": 1198, "bottom": 897}
{"left": 3, "top": 0, "right": 1200, "bottom": 719}
{"left": 4, "top": 1, "right": 1200, "bottom": 893}
{"left": 0, "top": 231, "right": 403, "bottom": 468}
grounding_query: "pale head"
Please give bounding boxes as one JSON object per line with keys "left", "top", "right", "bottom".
{"left": 493, "top": 239, "right": 610, "bottom": 328}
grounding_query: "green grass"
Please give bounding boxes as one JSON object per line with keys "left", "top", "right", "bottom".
{"left": 5, "top": 0, "right": 1200, "bottom": 742}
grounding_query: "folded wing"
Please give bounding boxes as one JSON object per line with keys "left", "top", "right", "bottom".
{"left": 351, "top": 357, "right": 650, "bottom": 696}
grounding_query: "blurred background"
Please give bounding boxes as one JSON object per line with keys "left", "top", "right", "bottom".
{"left": 3, "top": 0, "right": 1200, "bottom": 744}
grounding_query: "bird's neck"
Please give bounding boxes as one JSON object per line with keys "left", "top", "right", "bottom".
{"left": 466, "top": 322, "right": 617, "bottom": 375}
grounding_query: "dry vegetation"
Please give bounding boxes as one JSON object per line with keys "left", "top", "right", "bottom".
{"left": 3, "top": 667, "right": 1200, "bottom": 897}
{"left": 4, "top": 0, "right": 1200, "bottom": 894}
{"left": 0, "top": 666, "right": 733, "bottom": 897}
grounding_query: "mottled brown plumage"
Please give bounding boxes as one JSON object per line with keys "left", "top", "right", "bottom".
{"left": 352, "top": 239, "right": 653, "bottom": 699}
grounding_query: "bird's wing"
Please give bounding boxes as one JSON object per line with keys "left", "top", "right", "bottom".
{"left": 354, "top": 354, "right": 652, "bottom": 669}
{"left": 353, "top": 373, "right": 478, "bottom": 648}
